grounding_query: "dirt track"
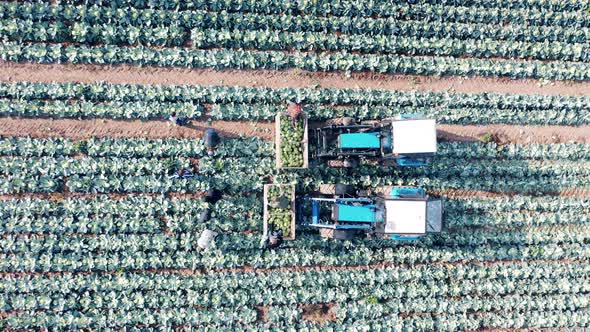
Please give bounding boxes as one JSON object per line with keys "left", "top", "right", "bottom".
{"left": 1, "top": 118, "right": 588, "bottom": 144}
{"left": 437, "top": 124, "right": 590, "bottom": 145}
{"left": 2, "top": 62, "right": 589, "bottom": 96}
{"left": 0, "top": 118, "right": 274, "bottom": 140}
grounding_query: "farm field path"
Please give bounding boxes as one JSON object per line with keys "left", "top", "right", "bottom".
{"left": 0, "top": 117, "right": 275, "bottom": 140}
{"left": 1, "top": 117, "right": 588, "bottom": 144}
{"left": 1, "top": 62, "right": 589, "bottom": 96}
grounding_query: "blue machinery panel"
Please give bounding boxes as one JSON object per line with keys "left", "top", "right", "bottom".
{"left": 397, "top": 157, "right": 429, "bottom": 167}
{"left": 336, "top": 204, "right": 376, "bottom": 222}
{"left": 339, "top": 132, "right": 380, "bottom": 149}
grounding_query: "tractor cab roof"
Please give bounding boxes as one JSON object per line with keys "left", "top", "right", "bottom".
{"left": 391, "top": 119, "right": 437, "bottom": 154}
{"left": 384, "top": 199, "right": 427, "bottom": 234}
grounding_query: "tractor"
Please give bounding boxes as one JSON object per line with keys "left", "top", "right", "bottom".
{"left": 312, "top": 114, "right": 437, "bottom": 168}
{"left": 297, "top": 185, "right": 443, "bottom": 240}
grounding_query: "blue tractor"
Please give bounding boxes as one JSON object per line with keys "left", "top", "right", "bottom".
{"left": 312, "top": 115, "right": 437, "bottom": 168}
{"left": 298, "top": 185, "right": 443, "bottom": 240}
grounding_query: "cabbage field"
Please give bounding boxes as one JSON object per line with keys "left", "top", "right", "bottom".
{"left": 1, "top": 0, "right": 590, "bottom": 330}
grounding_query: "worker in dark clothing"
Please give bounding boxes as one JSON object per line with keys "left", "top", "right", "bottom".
{"left": 168, "top": 168, "right": 194, "bottom": 179}
{"left": 168, "top": 112, "right": 188, "bottom": 126}
{"left": 263, "top": 229, "right": 283, "bottom": 250}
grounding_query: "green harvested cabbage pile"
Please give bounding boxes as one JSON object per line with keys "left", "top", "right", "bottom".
{"left": 268, "top": 185, "right": 293, "bottom": 236}
{"left": 280, "top": 115, "right": 304, "bottom": 167}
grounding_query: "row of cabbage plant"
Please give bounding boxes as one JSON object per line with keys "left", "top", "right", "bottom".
{"left": 444, "top": 195, "right": 590, "bottom": 212}
{"left": 2, "top": 274, "right": 586, "bottom": 323}
{"left": 3, "top": 306, "right": 257, "bottom": 330}
{"left": 3, "top": 260, "right": 583, "bottom": 296}
{"left": 2, "top": 239, "right": 589, "bottom": 272}
{"left": 2, "top": 81, "right": 589, "bottom": 111}
{"left": 4, "top": 18, "right": 590, "bottom": 62}
{"left": 438, "top": 141, "right": 590, "bottom": 160}
{"left": 0, "top": 99, "right": 202, "bottom": 119}
{"left": 5, "top": 222, "right": 587, "bottom": 256}
{"left": 249, "top": 307, "right": 589, "bottom": 331}
{"left": 2, "top": 157, "right": 586, "bottom": 194}
{"left": 291, "top": 161, "right": 590, "bottom": 194}
{"left": 2, "top": 96, "right": 588, "bottom": 125}
{"left": 2, "top": 137, "right": 589, "bottom": 161}
{"left": 3, "top": 3, "right": 588, "bottom": 43}
{"left": 0, "top": 156, "right": 271, "bottom": 177}
{"left": 0, "top": 136, "right": 271, "bottom": 158}
{"left": 209, "top": 287, "right": 590, "bottom": 326}
{"left": 0, "top": 168, "right": 266, "bottom": 194}
{"left": 0, "top": 195, "right": 260, "bottom": 234}
{"left": 446, "top": 210, "right": 589, "bottom": 227}
{"left": 49, "top": 0, "right": 590, "bottom": 23}
{"left": 329, "top": 307, "right": 590, "bottom": 331}
{"left": 209, "top": 103, "right": 590, "bottom": 125}
{"left": 3, "top": 157, "right": 587, "bottom": 194}
{"left": 5, "top": 306, "right": 588, "bottom": 331}
{"left": 190, "top": 28, "right": 590, "bottom": 62}
{"left": 4, "top": 42, "right": 590, "bottom": 80}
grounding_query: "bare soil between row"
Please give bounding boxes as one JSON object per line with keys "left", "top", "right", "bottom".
{"left": 1, "top": 118, "right": 588, "bottom": 144}
{"left": 2, "top": 62, "right": 589, "bottom": 96}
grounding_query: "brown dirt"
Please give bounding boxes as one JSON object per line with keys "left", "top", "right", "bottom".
{"left": 1, "top": 118, "right": 588, "bottom": 144}
{"left": 438, "top": 124, "right": 590, "bottom": 145}
{"left": 255, "top": 306, "right": 269, "bottom": 323}
{"left": 431, "top": 188, "right": 590, "bottom": 199}
{"left": 0, "top": 118, "right": 273, "bottom": 140}
{"left": 1, "top": 62, "right": 589, "bottom": 96}
{"left": 301, "top": 303, "right": 337, "bottom": 323}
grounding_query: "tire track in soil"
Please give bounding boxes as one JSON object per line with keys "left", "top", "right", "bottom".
{"left": 1, "top": 118, "right": 588, "bottom": 144}
{"left": 1, "top": 62, "right": 590, "bottom": 96}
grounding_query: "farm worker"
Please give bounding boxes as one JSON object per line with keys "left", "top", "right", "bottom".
{"left": 168, "top": 168, "right": 194, "bottom": 179}
{"left": 265, "top": 229, "right": 283, "bottom": 249}
{"left": 178, "top": 168, "right": 194, "bottom": 179}
{"left": 168, "top": 112, "right": 188, "bottom": 126}
{"left": 287, "top": 101, "right": 302, "bottom": 126}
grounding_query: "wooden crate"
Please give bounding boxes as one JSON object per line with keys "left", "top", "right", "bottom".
{"left": 263, "top": 183, "right": 296, "bottom": 240}
{"left": 275, "top": 113, "right": 309, "bottom": 169}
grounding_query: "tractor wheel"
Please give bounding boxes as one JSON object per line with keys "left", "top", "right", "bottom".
{"left": 335, "top": 184, "right": 354, "bottom": 196}
{"left": 343, "top": 159, "right": 359, "bottom": 168}
{"left": 327, "top": 117, "right": 355, "bottom": 126}
{"left": 319, "top": 228, "right": 357, "bottom": 240}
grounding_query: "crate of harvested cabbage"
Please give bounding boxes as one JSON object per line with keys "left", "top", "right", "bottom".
{"left": 275, "top": 113, "right": 308, "bottom": 169}
{"left": 263, "top": 183, "right": 296, "bottom": 240}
